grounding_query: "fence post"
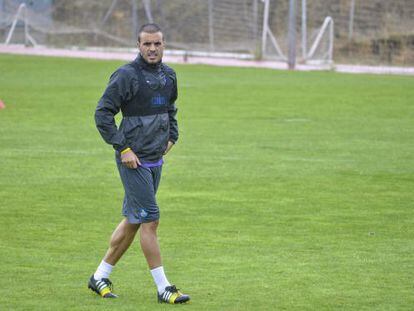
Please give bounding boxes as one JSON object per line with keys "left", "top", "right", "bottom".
{"left": 348, "top": 0, "right": 355, "bottom": 40}
{"left": 301, "top": 0, "right": 307, "bottom": 61}
{"left": 288, "top": 0, "right": 297, "bottom": 69}
{"left": 132, "top": 0, "right": 138, "bottom": 42}
{"left": 261, "top": 0, "right": 270, "bottom": 57}
{"left": 208, "top": 0, "right": 214, "bottom": 51}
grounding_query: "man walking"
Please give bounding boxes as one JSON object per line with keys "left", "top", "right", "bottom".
{"left": 88, "top": 23, "right": 190, "bottom": 304}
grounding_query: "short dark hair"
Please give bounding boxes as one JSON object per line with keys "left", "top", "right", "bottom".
{"left": 137, "top": 23, "right": 163, "bottom": 42}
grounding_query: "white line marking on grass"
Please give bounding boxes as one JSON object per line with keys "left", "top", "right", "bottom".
{"left": 283, "top": 118, "right": 311, "bottom": 122}
{"left": 1, "top": 148, "right": 103, "bottom": 155}
{"left": 283, "top": 157, "right": 354, "bottom": 163}
{"left": 174, "top": 155, "right": 243, "bottom": 161}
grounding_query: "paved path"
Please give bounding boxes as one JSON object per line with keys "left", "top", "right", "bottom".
{"left": 1, "top": 44, "right": 413, "bottom": 76}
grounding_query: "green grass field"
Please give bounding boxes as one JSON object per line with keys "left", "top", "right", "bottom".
{"left": 0, "top": 54, "right": 413, "bottom": 310}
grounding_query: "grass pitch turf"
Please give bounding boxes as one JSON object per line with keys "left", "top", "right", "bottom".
{"left": 0, "top": 54, "right": 413, "bottom": 310}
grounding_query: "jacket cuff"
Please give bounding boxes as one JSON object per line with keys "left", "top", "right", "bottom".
{"left": 120, "top": 147, "right": 132, "bottom": 155}
{"left": 114, "top": 143, "right": 130, "bottom": 152}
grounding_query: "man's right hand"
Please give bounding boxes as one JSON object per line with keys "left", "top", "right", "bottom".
{"left": 120, "top": 148, "right": 141, "bottom": 169}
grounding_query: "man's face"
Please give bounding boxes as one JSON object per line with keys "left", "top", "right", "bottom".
{"left": 138, "top": 31, "right": 165, "bottom": 64}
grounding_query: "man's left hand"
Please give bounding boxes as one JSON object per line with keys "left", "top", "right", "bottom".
{"left": 164, "top": 141, "right": 174, "bottom": 155}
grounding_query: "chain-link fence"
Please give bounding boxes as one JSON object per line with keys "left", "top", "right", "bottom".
{"left": 1, "top": 0, "right": 413, "bottom": 66}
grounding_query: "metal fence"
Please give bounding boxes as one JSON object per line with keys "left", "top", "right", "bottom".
{"left": 1, "top": 0, "right": 413, "bottom": 66}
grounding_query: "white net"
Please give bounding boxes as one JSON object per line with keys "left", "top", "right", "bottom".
{"left": 0, "top": 0, "right": 264, "bottom": 54}
{"left": 1, "top": 0, "right": 413, "bottom": 66}
{"left": 263, "top": 0, "right": 414, "bottom": 66}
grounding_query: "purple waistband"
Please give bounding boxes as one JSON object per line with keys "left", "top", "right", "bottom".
{"left": 140, "top": 158, "right": 164, "bottom": 168}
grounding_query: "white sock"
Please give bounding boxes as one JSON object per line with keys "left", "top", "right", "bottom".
{"left": 150, "top": 266, "right": 171, "bottom": 294}
{"left": 94, "top": 260, "right": 114, "bottom": 280}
